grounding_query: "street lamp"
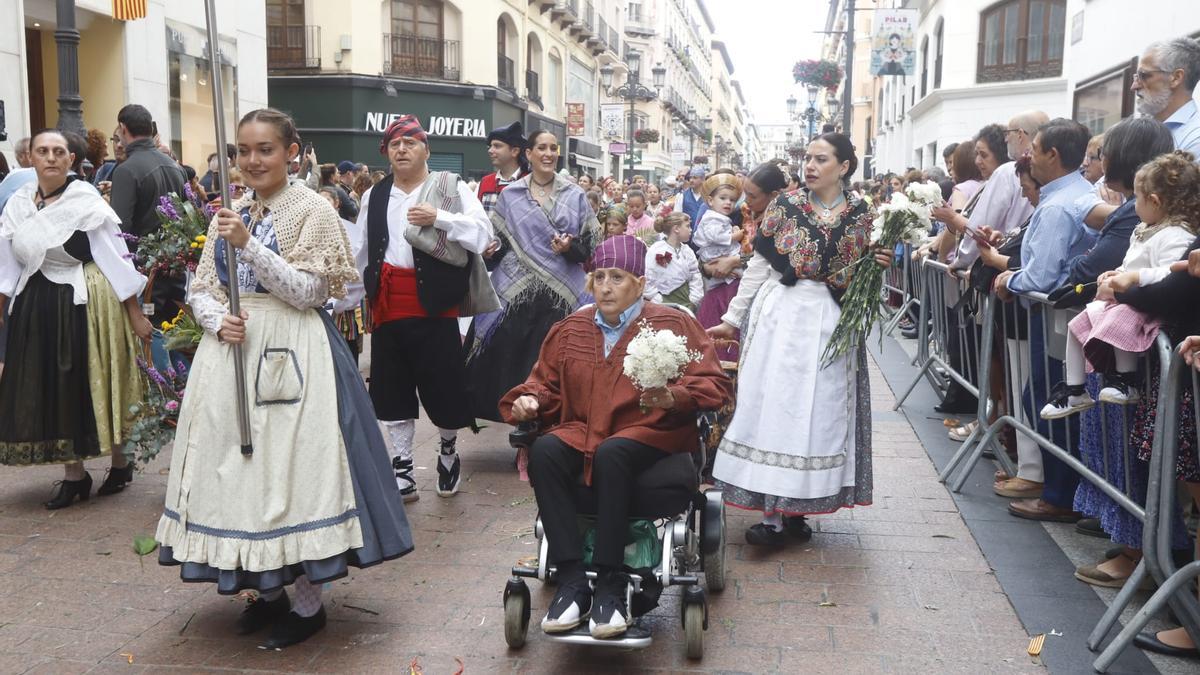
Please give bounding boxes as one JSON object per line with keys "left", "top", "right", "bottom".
{"left": 601, "top": 50, "right": 665, "bottom": 180}
{"left": 826, "top": 94, "right": 842, "bottom": 131}
{"left": 712, "top": 132, "right": 729, "bottom": 170}
{"left": 787, "top": 84, "right": 829, "bottom": 148}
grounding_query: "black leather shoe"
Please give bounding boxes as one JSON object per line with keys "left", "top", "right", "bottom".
{"left": 235, "top": 590, "right": 290, "bottom": 635}
{"left": 783, "top": 516, "right": 813, "bottom": 542}
{"left": 900, "top": 325, "right": 920, "bottom": 340}
{"left": 1133, "top": 630, "right": 1200, "bottom": 659}
{"left": 1075, "top": 517, "right": 1108, "bottom": 539}
{"left": 97, "top": 465, "right": 134, "bottom": 496}
{"left": 934, "top": 398, "right": 978, "bottom": 415}
{"left": 745, "top": 523, "right": 787, "bottom": 546}
{"left": 45, "top": 473, "right": 92, "bottom": 510}
{"left": 259, "top": 607, "right": 326, "bottom": 650}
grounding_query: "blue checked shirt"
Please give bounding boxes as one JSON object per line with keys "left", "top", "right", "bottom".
{"left": 1165, "top": 99, "right": 1200, "bottom": 158}
{"left": 1006, "top": 171, "right": 1098, "bottom": 296}
{"left": 595, "top": 299, "right": 644, "bottom": 357}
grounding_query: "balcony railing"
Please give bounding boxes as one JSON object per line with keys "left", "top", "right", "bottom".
{"left": 498, "top": 54, "right": 516, "bottom": 91}
{"left": 526, "top": 69, "right": 541, "bottom": 104}
{"left": 382, "top": 33, "right": 461, "bottom": 81}
{"left": 608, "top": 26, "right": 619, "bottom": 54}
{"left": 590, "top": 16, "right": 607, "bottom": 52}
{"left": 626, "top": 5, "right": 654, "bottom": 35}
{"left": 267, "top": 24, "right": 320, "bottom": 70}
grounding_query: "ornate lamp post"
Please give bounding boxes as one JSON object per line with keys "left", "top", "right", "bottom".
{"left": 711, "top": 132, "right": 729, "bottom": 170}
{"left": 600, "top": 51, "right": 665, "bottom": 180}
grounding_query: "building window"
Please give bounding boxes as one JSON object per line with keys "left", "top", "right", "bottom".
{"left": 977, "top": 0, "right": 1066, "bottom": 84}
{"left": 547, "top": 51, "right": 563, "bottom": 118}
{"left": 1073, "top": 57, "right": 1136, "bottom": 135}
{"left": 266, "top": 0, "right": 318, "bottom": 70}
{"left": 934, "top": 19, "right": 944, "bottom": 89}
{"left": 920, "top": 36, "right": 928, "bottom": 98}
{"left": 386, "top": 0, "right": 458, "bottom": 81}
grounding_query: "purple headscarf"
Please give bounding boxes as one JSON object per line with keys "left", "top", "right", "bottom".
{"left": 588, "top": 235, "right": 646, "bottom": 276}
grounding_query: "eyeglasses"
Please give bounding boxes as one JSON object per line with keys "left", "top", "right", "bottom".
{"left": 1004, "top": 128, "right": 1024, "bottom": 136}
{"left": 1133, "top": 68, "right": 1168, "bottom": 82}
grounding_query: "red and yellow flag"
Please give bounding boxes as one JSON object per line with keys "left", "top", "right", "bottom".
{"left": 112, "top": 0, "right": 147, "bottom": 21}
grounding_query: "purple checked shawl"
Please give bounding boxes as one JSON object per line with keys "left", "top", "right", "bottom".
{"left": 472, "top": 174, "right": 601, "bottom": 346}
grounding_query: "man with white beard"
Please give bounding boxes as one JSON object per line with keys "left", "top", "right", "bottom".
{"left": 1133, "top": 38, "right": 1200, "bottom": 156}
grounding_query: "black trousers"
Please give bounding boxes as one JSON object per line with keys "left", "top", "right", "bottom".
{"left": 369, "top": 317, "right": 473, "bottom": 429}
{"left": 528, "top": 435, "right": 667, "bottom": 569}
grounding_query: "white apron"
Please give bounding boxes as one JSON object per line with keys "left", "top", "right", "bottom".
{"left": 712, "top": 280, "right": 857, "bottom": 500}
{"left": 156, "top": 293, "right": 363, "bottom": 572}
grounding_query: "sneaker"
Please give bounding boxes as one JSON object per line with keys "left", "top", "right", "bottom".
{"left": 259, "top": 607, "right": 326, "bottom": 650}
{"left": 783, "top": 515, "right": 812, "bottom": 543}
{"left": 1098, "top": 374, "right": 1140, "bottom": 405}
{"left": 744, "top": 523, "right": 787, "bottom": 546}
{"left": 588, "top": 572, "right": 629, "bottom": 639}
{"left": 393, "top": 456, "right": 418, "bottom": 503}
{"left": 948, "top": 421, "right": 977, "bottom": 442}
{"left": 541, "top": 569, "right": 592, "bottom": 633}
{"left": 1040, "top": 383, "right": 1095, "bottom": 419}
{"left": 436, "top": 438, "right": 461, "bottom": 497}
{"left": 897, "top": 316, "right": 916, "bottom": 331}
{"left": 235, "top": 590, "right": 290, "bottom": 635}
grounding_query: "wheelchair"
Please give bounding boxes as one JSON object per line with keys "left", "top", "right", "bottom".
{"left": 502, "top": 414, "right": 726, "bottom": 659}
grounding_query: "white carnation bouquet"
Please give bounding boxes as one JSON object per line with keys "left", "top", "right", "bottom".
{"left": 623, "top": 321, "right": 702, "bottom": 409}
{"left": 821, "top": 183, "right": 944, "bottom": 367}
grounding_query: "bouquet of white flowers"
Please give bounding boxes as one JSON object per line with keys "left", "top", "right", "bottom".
{"left": 821, "top": 183, "right": 945, "bottom": 367}
{"left": 623, "top": 321, "right": 702, "bottom": 409}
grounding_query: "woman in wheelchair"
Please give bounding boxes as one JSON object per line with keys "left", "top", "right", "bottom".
{"left": 500, "top": 235, "right": 733, "bottom": 639}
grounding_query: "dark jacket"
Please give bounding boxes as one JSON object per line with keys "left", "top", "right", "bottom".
{"left": 109, "top": 138, "right": 187, "bottom": 239}
{"left": 1066, "top": 198, "right": 1138, "bottom": 286}
{"left": 1116, "top": 234, "right": 1200, "bottom": 341}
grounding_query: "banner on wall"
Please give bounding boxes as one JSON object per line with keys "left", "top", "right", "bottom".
{"left": 600, "top": 103, "right": 625, "bottom": 140}
{"left": 870, "top": 8, "right": 918, "bottom": 77}
{"left": 566, "top": 103, "right": 586, "bottom": 136}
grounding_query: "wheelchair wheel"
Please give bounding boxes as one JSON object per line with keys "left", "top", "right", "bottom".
{"left": 702, "top": 496, "right": 726, "bottom": 593}
{"left": 683, "top": 603, "right": 704, "bottom": 659}
{"left": 503, "top": 580, "right": 530, "bottom": 649}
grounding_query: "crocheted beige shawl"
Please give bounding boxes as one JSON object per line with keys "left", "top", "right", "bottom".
{"left": 191, "top": 180, "right": 359, "bottom": 304}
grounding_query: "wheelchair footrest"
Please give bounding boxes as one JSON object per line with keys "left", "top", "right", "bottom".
{"left": 543, "top": 623, "right": 653, "bottom": 649}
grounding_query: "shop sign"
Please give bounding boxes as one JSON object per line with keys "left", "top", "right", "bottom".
{"left": 364, "top": 112, "right": 487, "bottom": 139}
{"left": 566, "top": 103, "right": 586, "bottom": 136}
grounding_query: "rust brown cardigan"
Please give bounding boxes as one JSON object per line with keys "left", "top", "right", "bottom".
{"left": 499, "top": 302, "right": 734, "bottom": 484}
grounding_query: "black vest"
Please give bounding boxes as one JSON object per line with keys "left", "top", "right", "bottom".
{"left": 365, "top": 174, "right": 473, "bottom": 316}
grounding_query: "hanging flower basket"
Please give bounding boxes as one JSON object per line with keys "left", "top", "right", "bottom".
{"left": 786, "top": 144, "right": 806, "bottom": 160}
{"left": 692, "top": 155, "right": 709, "bottom": 165}
{"left": 634, "top": 128, "right": 660, "bottom": 144}
{"left": 793, "top": 59, "right": 843, "bottom": 91}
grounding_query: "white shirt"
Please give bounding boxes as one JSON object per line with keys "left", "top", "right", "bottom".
{"left": 338, "top": 177, "right": 492, "bottom": 310}
{"left": 644, "top": 240, "right": 703, "bottom": 306}
{"left": 692, "top": 210, "right": 742, "bottom": 288}
{"left": 1120, "top": 224, "right": 1196, "bottom": 287}
{"left": 950, "top": 161, "right": 1034, "bottom": 271}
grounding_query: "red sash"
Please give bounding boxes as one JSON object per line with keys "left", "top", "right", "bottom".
{"left": 372, "top": 263, "right": 459, "bottom": 327}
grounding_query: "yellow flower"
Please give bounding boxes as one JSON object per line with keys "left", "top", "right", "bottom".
{"left": 160, "top": 321, "right": 170, "bottom": 331}
{"left": 1075, "top": 284, "right": 1084, "bottom": 294}
{"left": 190, "top": 242, "right": 199, "bottom": 249}
{"left": 196, "top": 235, "right": 206, "bottom": 243}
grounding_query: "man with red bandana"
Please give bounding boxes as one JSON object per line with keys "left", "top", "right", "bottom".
{"left": 340, "top": 115, "right": 498, "bottom": 502}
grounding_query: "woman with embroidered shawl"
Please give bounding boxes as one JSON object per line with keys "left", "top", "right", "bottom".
{"left": 154, "top": 109, "right": 412, "bottom": 650}
{"left": 0, "top": 129, "right": 150, "bottom": 509}
{"left": 466, "top": 130, "right": 601, "bottom": 422}
{"left": 709, "top": 133, "right": 889, "bottom": 546}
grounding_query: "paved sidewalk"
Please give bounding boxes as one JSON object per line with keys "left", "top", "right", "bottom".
{"left": 0, "top": 354, "right": 1042, "bottom": 673}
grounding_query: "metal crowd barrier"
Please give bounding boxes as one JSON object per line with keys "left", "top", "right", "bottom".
{"left": 893, "top": 257, "right": 983, "bottom": 430}
{"left": 891, "top": 279, "right": 1199, "bottom": 671}
{"left": 1094, "top": 346, "right": 1200, "bottom": 671}
{"left": 881, "top": 243, "right": 918, "bottom": 336}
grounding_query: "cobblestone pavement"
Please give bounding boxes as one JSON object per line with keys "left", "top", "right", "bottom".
{"left": 0, "top": 354, "right": 1045, "bottom": 674}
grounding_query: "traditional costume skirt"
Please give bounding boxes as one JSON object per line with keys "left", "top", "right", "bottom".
{"left": 466, "top": 284, "right": 572, "bottom": 422}
{"left": 84, "top": 263, "right": 143, "bottom": 457}
{"left": 660, "top": 282, "right": 694, "bottom": 313}
{"left": 697, "top": 279, "right": 740, "bottom": 361}
{"left": 156, "top": 293, "right": 412, "bottom": 593}
{"left": 0, "top": 272, "right": 100, "bottom": 465}
{"left": 712, "top": 280, "right": 872, "bottom": 515}
{"left": 1068, "top": 300, "right": 1160, "bottom": 374}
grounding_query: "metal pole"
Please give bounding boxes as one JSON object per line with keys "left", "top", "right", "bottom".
{"left": 203, "top": 0, "right": 254, "bottom": 456}
{"left": 843, "top": 0, "right": 855, "bottom": 134}
{"left": 54, "top": 0, "right": 85, "bottom": 135}
{"left": 627, "top": 94, "right": 635, "bottom": 180}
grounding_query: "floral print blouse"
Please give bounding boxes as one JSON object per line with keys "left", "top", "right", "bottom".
{"left": 753, "top": 189, "right": 876, "bottom": 300}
